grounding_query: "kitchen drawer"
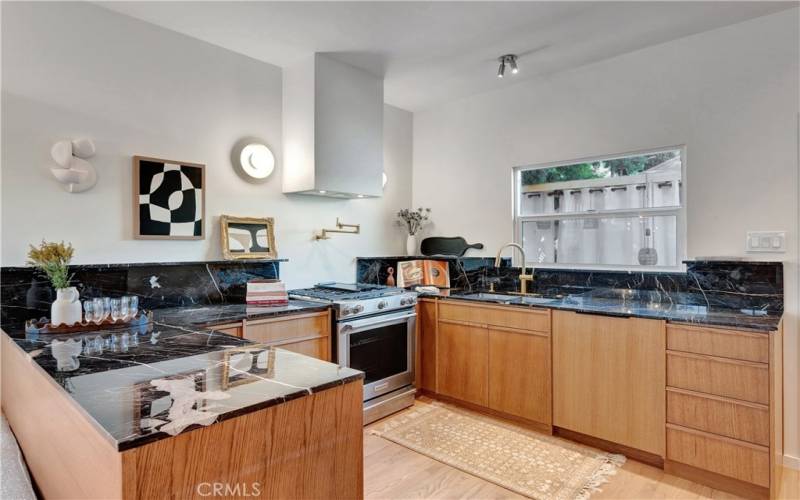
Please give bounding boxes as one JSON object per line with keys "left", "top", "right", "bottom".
{"left": 667, "top": 324, "right": 769, "bottom": 363}
{"left": 276, "top": 337, "right": 329, "bottom": 361}
{"left": 667, "top": 351, "right": 768, "bottom": 405}
{"left": 440, "top": 301, "right": 550, "bottom": 333}
{"left": 210, "top": 322, "right": 244, "bottom": 338}
{"left": 666, "top": 388, "right": 769, "bottom": 446}
{"left": 666, "top": 425, "right": 769, "bottom": 487}
{"left": 245, "top": 312, "right": 330, "bottom": 344}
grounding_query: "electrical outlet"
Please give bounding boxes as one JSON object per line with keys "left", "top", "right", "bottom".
{"left": 746, "top": 231, "right": 786, "bottom": 253}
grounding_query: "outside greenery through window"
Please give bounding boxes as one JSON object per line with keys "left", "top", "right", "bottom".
{"left": 514, "top": 148, "right": 684, "bottom": 269}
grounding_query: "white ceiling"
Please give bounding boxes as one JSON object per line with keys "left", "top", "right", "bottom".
{"left": 98, "top": 1, "right": 794, "bottom": 111}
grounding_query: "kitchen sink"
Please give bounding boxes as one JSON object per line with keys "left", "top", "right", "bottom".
{"left": 517, "top": 296, "right": 556, "bottom": 305}
{"left": 457, "top": 292, "right": 522, "bottom": 304}
{"left": 458, "top": 292, "right": 558, "bottom": 306}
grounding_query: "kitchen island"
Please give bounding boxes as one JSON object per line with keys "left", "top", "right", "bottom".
{"left": 1, "top": 319, "right": 364, "bottom": 499}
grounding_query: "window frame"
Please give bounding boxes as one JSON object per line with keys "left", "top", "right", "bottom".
{"left": 512, "top": 145, "right": 687, "bottom": 272}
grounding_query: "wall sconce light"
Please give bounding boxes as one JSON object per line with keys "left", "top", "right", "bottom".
{"left": 50, "top": 138, "right": 97, "bottom": 193}
{"left": 231, "top": 138, "right": 275, "bottom": 183}
{"left": 382, "top": 172, "right": 388, "bottom": 189}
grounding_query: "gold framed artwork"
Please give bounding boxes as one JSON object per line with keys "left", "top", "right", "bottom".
{"left": 220, "top": 215, "right": 277, "bottom": 260}
{"left": 133, "top": 156, "right": 205, "bottom": 240}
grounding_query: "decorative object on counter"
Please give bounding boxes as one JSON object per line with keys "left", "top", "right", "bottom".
{"left": 27, "top": 240, "right": 80, "bottom": 326}
{"left": 397, "top": 260, "right": 450, "bottom": 288}
{"left": 386, "top": 267, "right": 395, "bottom": 286}
{"left": 230, "top": 138, "right": 275, "bottom": 183}
{"left": 220, "top": 215, "right": 277, "bottom": 259}
{"left": 314, "top": 217, "right": 360, "bottom": 240}
{"left": 397, "top": 207, "right": 431, "bottom": 255}
{"left": 420, "top": 236, "right": 484, "bottom": 257}
{"left": 25, "top": 309, "right": 152, "bottom": 335}
{"left": 246, "top": 279, "right": 288, "bottom": 306}
{"left": 133, "top": 156, "right": 205, "bottom": 240}
{"left": 50, "top": 138, "right": 97, "bottom": 193}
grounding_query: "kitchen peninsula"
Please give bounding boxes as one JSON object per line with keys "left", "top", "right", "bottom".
{"left": 1, "top": 317, "right": 363, "bottom": 499}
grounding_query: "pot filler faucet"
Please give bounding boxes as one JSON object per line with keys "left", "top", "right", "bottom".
{"left": 494, "top": 243, "right": 534, "bottom": 294}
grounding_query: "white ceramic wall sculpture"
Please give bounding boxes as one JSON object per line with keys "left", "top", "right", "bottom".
{"left": 50, "top": 138, "right": 97, "bottom": 193}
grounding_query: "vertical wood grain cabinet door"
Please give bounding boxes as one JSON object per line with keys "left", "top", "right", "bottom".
{"left": 437, "top": 321, "right": 488, "bottom": 406}
{"left": 553, "top": 310, "right": 666, "bottom": 456}
{"left": 417, "top": 300, "right": 438, "bottom": 392}
{"left": 488, "top": 328, "right": 551, "bottom": 424}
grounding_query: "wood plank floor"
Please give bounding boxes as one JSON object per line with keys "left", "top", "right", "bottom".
{"left": 364, "top": 399, "right": 753, "bottom": 499}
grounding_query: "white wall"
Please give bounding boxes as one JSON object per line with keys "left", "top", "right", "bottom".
{"left": 413, "top": 9, "right": 800, "bottom": 462}
{"left": 0, "top": 1, "right": 413, "bottom": 288}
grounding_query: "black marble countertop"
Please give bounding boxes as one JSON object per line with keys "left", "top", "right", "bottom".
{"left": 426, "top": 288, "right": 781, "bottom": 332}
{"left": 2, "top": 315, "right": 361, "bottom": 451}
{"left": 152, "top": 300, "right": 330, "bottom": 327}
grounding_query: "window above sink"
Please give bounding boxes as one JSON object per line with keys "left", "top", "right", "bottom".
{"left": 513, "top": 147, "right": 685, "bottom": 271}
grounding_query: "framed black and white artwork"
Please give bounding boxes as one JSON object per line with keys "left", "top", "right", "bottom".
{"left": 133, "top": 156, "right": 205, "bottom": 240}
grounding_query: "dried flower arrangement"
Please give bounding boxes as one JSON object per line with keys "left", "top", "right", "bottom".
{"left": 27, "top": 240, "right": 74, "bottom": 290}
{"left": 397, "top": 208, "right": 432, "bottom": 236}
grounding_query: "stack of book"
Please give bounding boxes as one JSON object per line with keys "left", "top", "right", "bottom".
{"left": 246, "top": 279, "right": 288, "bottom": 306}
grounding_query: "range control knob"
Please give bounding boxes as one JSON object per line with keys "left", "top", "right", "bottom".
{"left": 377, "top": 300, "right": 388, "bottom": 310}
{"left": 341, "top": 307, "right": 352, "bottom": 316}
{"left": 408, "top": 296, "right": 417, "bottom": 305}
{"left": 353, "top": 304, "right": 365, "bottom": 314}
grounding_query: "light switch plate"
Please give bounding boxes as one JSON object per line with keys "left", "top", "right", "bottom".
{"left": 746, "top": 231, "right": 786, "bottom": 253}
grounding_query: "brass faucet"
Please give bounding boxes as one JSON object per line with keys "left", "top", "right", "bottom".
{"left": 494, "top": 243, "right": 534, "bottom": 294}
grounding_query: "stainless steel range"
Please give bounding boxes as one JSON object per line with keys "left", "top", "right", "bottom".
{"left": 288, "top": 283, "right": 417, "bottom": 424}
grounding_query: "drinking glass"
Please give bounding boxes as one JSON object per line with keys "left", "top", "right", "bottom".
{"left": 92, "top": 298, "right": 106, "bottom": 323}
{"left": 102, "top": 297, "right": 112, "bottom": 320}
{"left": 120, "top": 296, "right": 131, "bottom": 319}
{"left": 83, "top": 300, "right": 94, "bottom": 324}
{"left": 110, "top": 298, "right": 123, "bottom": 322}
{"left": 127, "top": 296, "right": 139, "bottom": 318}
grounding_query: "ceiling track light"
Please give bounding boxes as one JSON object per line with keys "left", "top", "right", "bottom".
{"left": 497, "top": 54, "right": 518, "bottom": 78}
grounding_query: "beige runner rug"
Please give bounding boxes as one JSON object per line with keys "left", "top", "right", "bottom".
{"left": 370, "top": 402, "right": 625, "bottom": 500}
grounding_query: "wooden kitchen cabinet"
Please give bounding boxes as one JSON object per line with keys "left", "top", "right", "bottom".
{"left": 416, "top": 299, "right": 437, "bottom": 392}
{"left": 428, "top": 299, "right": 552, "bottom": 428}
{"left": 553, "top": 310, "right": 665, "bottom": 456}
{"left": 488, "top": 327, "right": 551, "bottom": 424}
{"left": 436, "top": 320, "right": 488, "bottom": 406}
{"left": 664, "top": 322, "right": 783, "bottom": 499}
{"left": 244, "top": 310, "right": 332, "bottom": 361}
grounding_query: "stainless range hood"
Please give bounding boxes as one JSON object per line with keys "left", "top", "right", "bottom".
{"left": 282, "top": 53, "right": 384, "bottom": 199}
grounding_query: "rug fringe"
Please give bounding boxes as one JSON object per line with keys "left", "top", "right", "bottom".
{"left": 573, "top": 454, "right": 627, "bottom": 500}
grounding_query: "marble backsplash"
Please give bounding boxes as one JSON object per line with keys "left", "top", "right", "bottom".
{"left": 1, "top": 260, "right": 283, "bottom": 327}
{"left": 356, "top": 257, "right": 783, "bottom": 313}
{"left": 356, "top": 256, "right": 512, "bottom": 290}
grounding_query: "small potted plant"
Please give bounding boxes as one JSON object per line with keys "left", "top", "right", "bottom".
{"left": 397, "top": 208, "right": 431, "bottom": 256}
{"left": 27, "top": 240, "right": 80, "bottom": 326}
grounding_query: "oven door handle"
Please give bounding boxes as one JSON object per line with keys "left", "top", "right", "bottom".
{"left": 339, "top": 312, "right": 416, "bottom": 335}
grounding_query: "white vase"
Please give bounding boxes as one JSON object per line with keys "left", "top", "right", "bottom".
{"left": 406, "top": 234, "right": 418, "bottom": 256}
{"left": 51, "top": 287, "right": 82, "bottom": 326}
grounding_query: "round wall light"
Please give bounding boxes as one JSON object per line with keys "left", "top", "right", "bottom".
{"left": 231, "top": 139, "right": 275, "bottom": 183}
